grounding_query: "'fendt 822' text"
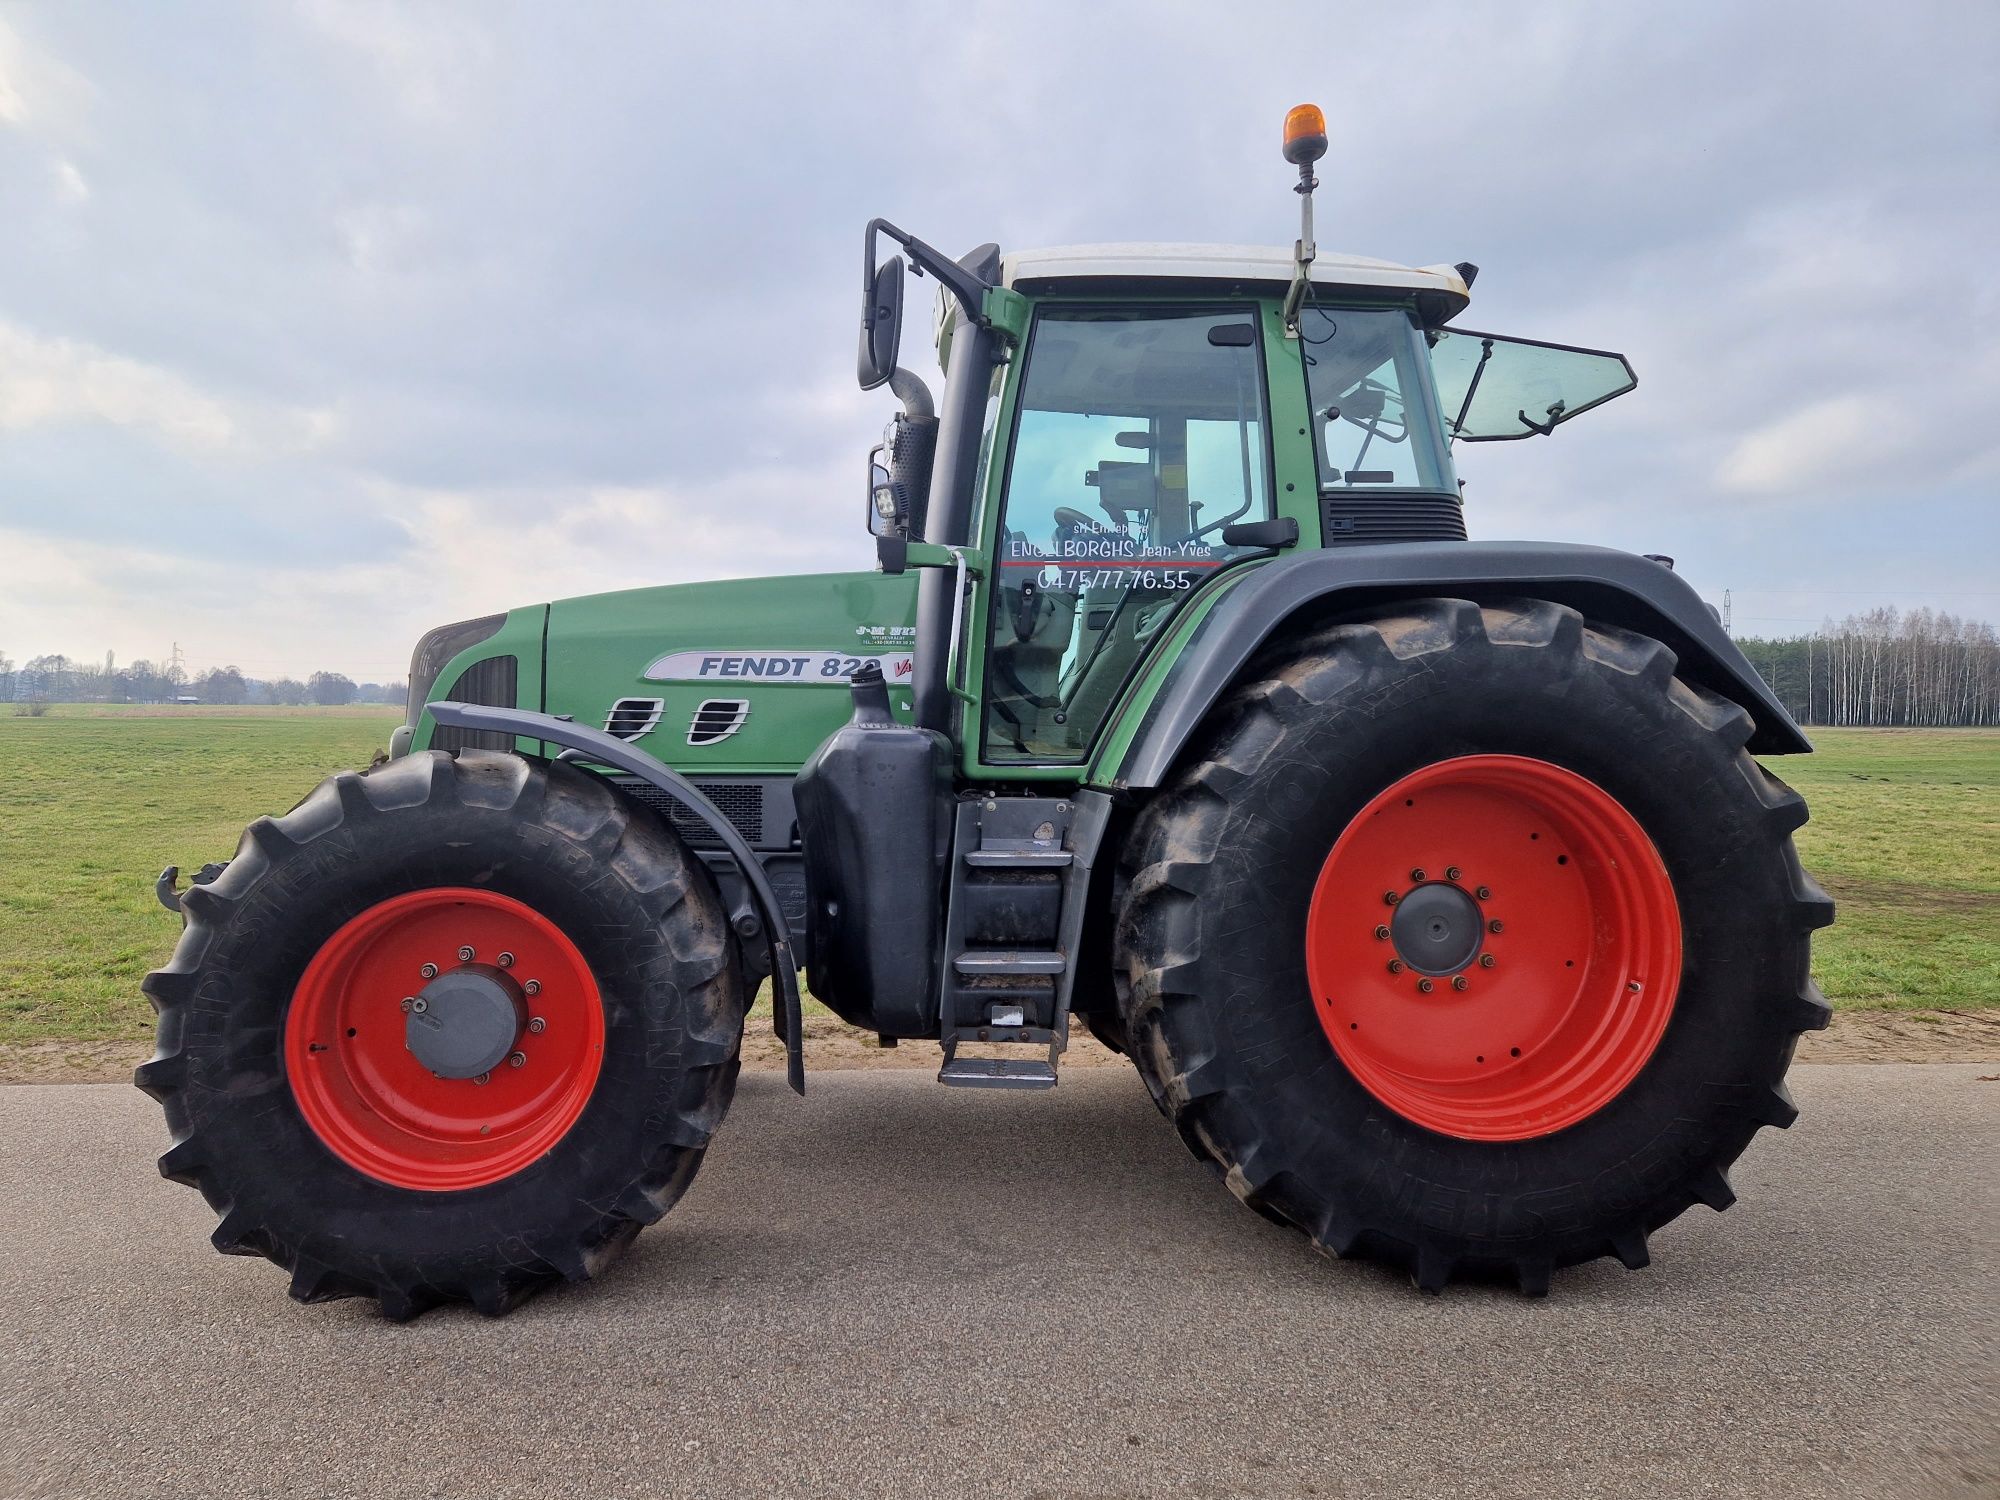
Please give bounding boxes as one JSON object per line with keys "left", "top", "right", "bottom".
{"left": 142, "top": 105, "right": 1832, "bottom": 1318}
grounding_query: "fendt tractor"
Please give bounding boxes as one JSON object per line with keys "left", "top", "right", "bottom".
{"left": 141, "top": 105, "right": 1833, "bottom": 1318}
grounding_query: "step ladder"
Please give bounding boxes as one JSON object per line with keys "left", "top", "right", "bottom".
{"left": 935, "top": 794, "right": 1105, "bottom": 1089}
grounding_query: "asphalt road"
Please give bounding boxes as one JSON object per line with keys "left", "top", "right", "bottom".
{"left": 2, "top": 1065, "right": 1994, "bottom": 1500}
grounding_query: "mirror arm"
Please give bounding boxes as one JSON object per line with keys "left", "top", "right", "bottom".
{"left": 876, "top": 539, "right": 986, "bottom": 579}
{"left": 865, "top": 217, "right": 991, "bottom": 328}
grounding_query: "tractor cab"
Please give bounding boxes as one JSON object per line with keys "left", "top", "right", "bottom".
{"left": 852, "top": 205, "right": 1636, "bottom": 785}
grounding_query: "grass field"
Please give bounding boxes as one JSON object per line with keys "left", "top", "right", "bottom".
{"left": 0, "top": 707, "right": 1993, "bottom": 1046}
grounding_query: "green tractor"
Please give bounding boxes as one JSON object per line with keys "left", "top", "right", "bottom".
{"left": 141, "top": 105, "right": 1831, "bottom": 1317}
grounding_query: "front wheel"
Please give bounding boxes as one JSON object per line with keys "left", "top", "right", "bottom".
{"left": 137, "top": 751, "right": 745, "bottom": 1319}
{"left": 1116, "top": 598, "right": 1833, "bottom": 1293}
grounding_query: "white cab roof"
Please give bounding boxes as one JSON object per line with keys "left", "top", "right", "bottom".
{"left": 1001, "top": 243, "right": 1470, "bottom": 306}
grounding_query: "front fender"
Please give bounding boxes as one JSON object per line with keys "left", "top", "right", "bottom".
{"left": 427, "top": 701, "right": 805, "bottom": 1094}
{"left": 1100, "top": 541, "right": 1810, "bottom": 792}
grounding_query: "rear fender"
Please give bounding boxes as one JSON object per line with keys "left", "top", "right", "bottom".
{"left": 1099, "top": 542, "right": 1810, "bottom": 792}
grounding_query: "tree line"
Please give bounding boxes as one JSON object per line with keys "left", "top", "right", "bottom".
{"left": 0, "top": 651, "right": 403, "bottom": 709}
{"left": 1734, "top": 608, "right": 2000, "bottom": 728}
{"left": 6, "top": 605, "right": 1996, "bottom": 727}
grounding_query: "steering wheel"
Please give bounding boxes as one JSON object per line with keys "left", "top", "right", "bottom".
{"left": 1053, "top": 506, "right": 1107, "bottom": 533}
{"left": 1325, "top": 378, "right": 1410, "bottom": 443}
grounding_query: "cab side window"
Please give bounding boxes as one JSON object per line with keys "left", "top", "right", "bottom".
{"left": 1299, "top": 305, "right": 1452, "bottom": 491}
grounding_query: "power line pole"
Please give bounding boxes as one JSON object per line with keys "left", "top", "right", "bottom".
{"left": 1722, "top": 589, "right": 1732, "bottom": 633}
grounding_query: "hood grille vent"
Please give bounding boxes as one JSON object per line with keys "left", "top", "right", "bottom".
{"left": 604, "top": 697, "right": 666, "bottom": 741}
{"left": 688, "top": 698, "right": 751, "bottom": 746}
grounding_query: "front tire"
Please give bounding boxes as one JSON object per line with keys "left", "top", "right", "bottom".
{"left": 136, "top": 751, "right": 745, "bottom": 1319}
{"left": 1116, "top": 598, "right": 1833, "bottom": 1293}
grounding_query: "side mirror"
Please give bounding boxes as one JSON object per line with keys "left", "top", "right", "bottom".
{"left": 857, "top": 256, "right": 904, "bottom": 391}
{"left": 865, "top": 448, "right": 902, "bottom": 538}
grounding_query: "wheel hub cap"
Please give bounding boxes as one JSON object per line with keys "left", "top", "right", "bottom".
{"left": 1390, "top": 882, "right": 1484, "bottom": 976}
{"left": 407, "top": 965, "right": 525, "bottom": 1079}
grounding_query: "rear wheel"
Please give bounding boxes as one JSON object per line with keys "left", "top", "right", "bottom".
{"left": 1116, "top": 598, "right": 1833, "bottom": 1293}
{"left": 137, "top": 751, "right": 745, "bottom": 1319}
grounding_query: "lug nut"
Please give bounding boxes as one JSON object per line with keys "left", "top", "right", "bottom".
{"left": 1383, "top": 891, "right": 1401, "bottom": 906}
{"left": 497, "top": 952, "right": 515, "bottom": 969}
{"left": 1374, "top": 924, "right": 1391, "bottom": 940}
{"left": 1488, "top": 919, "right": 1504, "bottom": 934}
{"left": 1445, "top": 866, "right": 1462, "bottom": 882}
{"left": 1410, "top": 867, "right": 1427, "bottom": 882}
{"left": 527, "top": 1017, "right": 546, "bottom": 1034}
{"left": 1628, "top": 980, "right": 1643, "bottom": 993}
{"left": 1452, "top": 976, "right": 1470, "bottom": 992}
{"left": 524, "top": 979, "right": 542, "bottom": 997}
{"left": 473, "top": 1071, "right": 490, "bottom": 1085}
{"left": 457, "top": 946, "right": 475, "bottom": 963}
{"left": 508, "top": 1052, "right": 527, "bottom": 1068}
{"left": 410, "top": 997, "right": 428, "bottom": 1014}
{"left": 1387, "top": 959, "right": 1404, "bottom": 975}
{"left": 400, "top": 996, "right": 415, "bottom": 1012}
{"left": 419, "top": 963, "right": 438, "bottom": 979}
{"left": 1416, "top": 978, "right": 1434, "bottom": 994}
{"left": 1479, "top": 954, "right": 1496, "bottom": 969}
{"left": 1476, "top": 886, "right": 1492, "bottom": 901}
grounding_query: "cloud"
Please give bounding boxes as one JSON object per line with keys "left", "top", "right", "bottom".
{"left": 0, "top": 320, "right": 336, "bottom": 455}
{"left": 0, "top": 41, "right": 25, "bottom": 125}
{"left": 291, "top": 0, "right": 493, "bottom": 124}
{"left": 51, "top": 157, "right": 87, "bottom": 201}
{"left": 0, "top": 13, "right": 90, "bottom": 132}
{"left": 0, "top": 0, "right": 1997, "bottom": 681}
{"left": 1720, "top": 396, "right": 1898, "bottom": 496}
{"left": 0, "top": 456, "right": 872, "bottom": 680}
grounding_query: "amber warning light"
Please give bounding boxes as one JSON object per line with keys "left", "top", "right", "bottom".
{"left": 1283, "top": 103, "right": 1328, "bottom": 165}
{"left": 1280, "top": 104, "right": 1328, "bottom": 334}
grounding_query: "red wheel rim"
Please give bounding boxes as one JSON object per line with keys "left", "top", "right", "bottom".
{"left": 285, "top": 888, "right": 605, "bottom": 1190}
{"left": 1305, "top": 755, "right": 1681, "bottom": 1141}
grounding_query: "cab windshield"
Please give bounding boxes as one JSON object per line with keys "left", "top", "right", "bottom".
{"left": 1298, "top": 305, "right": 1455, "bottom": 493}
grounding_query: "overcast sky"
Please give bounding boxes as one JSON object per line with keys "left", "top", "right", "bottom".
{"left": 2, "top": 2, "right": 1995, "bottom": 681}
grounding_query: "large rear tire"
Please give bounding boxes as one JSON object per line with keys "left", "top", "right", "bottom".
{"left": 1116, "top": 598, "right": 1833, "bottom": 1293}
{"left": 136, "top": 750, "right": 745, "bottom": 1319}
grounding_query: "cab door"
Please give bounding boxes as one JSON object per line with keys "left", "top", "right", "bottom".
{"left": 975, "top": 305, "right": 1275, "bottom": 765}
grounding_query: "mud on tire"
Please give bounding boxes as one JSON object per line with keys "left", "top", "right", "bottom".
{"left": 136, "top": 750, "right": 746, "bottom": 1319}
{"left": 1115, "top": 598, "right": 1833, "bottom": 1293}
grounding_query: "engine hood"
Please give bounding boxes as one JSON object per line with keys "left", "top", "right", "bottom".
{"left": 541, "top": 569, "right": 920, "bottom": 774}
